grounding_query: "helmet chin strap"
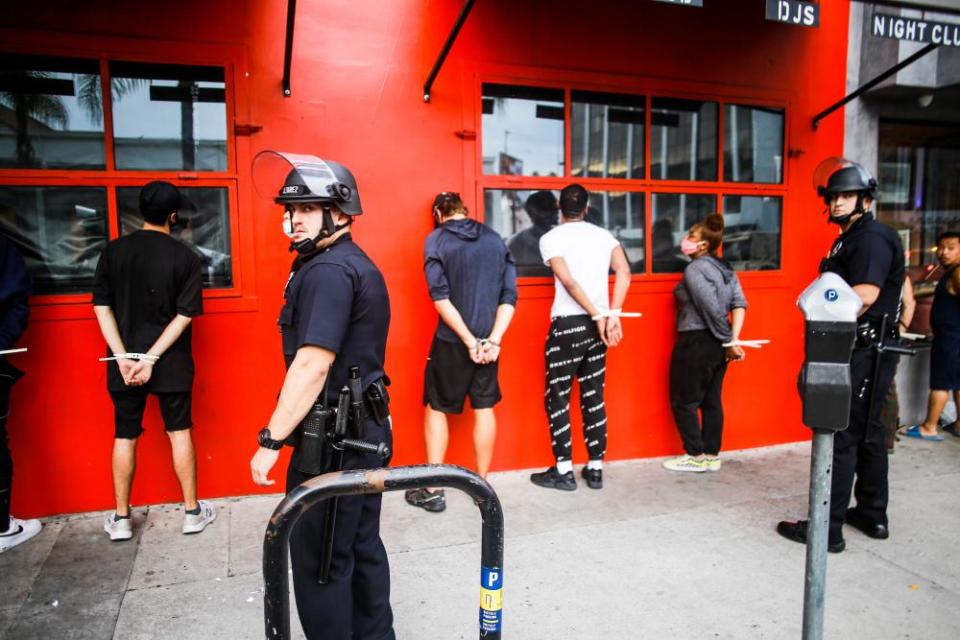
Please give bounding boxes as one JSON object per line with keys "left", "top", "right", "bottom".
{"left": 827, "top": 193, "right": 868, "bottom": 226}
{"left": 288, "top": 206, "right": 350, "bottom": 255}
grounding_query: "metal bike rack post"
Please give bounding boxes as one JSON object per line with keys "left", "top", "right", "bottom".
{"left": 263, "top": 464, "right": 505, "bottom": 640}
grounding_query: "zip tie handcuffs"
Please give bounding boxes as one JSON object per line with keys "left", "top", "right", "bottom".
{"left": 99, "top": 352, "right": 160, "bottom": 363}
{"left": 591, "top": 308, "right": 643, "bottom": 321}
{"left": 0, "top": 348, "right": 27, "bottom": 356}
{"left": 721, "top": 339, "right": 770, "bottom": 349}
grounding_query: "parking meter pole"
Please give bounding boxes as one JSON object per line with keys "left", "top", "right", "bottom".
{"left": 802, "top": 429, "right": 833, "bottom": 640}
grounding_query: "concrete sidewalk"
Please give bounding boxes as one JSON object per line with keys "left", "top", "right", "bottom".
{"left": 1, "top": 437, "right": 958, "bottom": 639}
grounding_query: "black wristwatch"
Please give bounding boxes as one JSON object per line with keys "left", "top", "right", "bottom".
{"left": 257, "top": 427, "right": 284, "bottom": 450}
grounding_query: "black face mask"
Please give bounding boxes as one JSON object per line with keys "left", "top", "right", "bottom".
{"left": 288, "top": 206, "right": 350, "bottom": 256}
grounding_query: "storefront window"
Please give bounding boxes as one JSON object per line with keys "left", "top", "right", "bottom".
{"left": 587, "top": 191, "right": 645, "bottom": 272}
{"left": 721, "top": 195, "right": 781, "bottom": 270}
{"left": 116, "top": 186, "right": 232, "bottom": 288}
{"left": 481, "top": 84, "right": 564, "bottom": 177}
{"left": 0, "top": 186, "right": 108, "bottom": 294}
{"left": 571, "top": 91, "right": 644, "bottom": 179}
{"left": 723, "top": 105, "right": 783, "bottom": 184}
{"left": 651, "top": 193, "right": 715, "bottom": 273}
{"left": 483, "top": 188, "right": 558, "bottom": 277}
{"left": 0, "top": 54, "right": 105, "bottom": 169}
{"left": 110, "top": 62, "right": 227, "bottom": 172}
{"left": 650, "top": 98, "right": 717, "bottom": 181}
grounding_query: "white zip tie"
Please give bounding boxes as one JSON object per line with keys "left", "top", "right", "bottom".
{"left": 0, "top": 348, "right": 27, "bottom": 355}
{"left": 721, "top": 339, "right": 771, "bottom": 349}
{"left": 99, "top": 353, "right": 159, "bottom": 362}
{"left": 590, "top": 308, "right": 643, "bottom": 321}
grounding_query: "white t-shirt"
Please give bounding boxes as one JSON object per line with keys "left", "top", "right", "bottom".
{"left": 539, "top": 221, "right": 619, "bottom": 318}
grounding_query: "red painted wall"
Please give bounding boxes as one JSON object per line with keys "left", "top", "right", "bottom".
{"left": 0, "top": 0, "right": 851, "bottom": 518}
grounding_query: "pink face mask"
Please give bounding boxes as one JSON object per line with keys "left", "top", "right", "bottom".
{"left": 680, "top": 237, "right": 702, "bottom": 256}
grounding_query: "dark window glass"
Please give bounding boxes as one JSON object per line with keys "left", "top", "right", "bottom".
{"left": 651, "top": 193, "right": 716, "bottom": 273}
{"left": 481, "top": 84, "right": 564, "bottom": 177}
{"left": 721, "top": 195, "right": 782, "bottom": 271}
{"left": 723, "top": 105, "right": 784, "bottom": 183}
{"left": 110, "top": 62, "right": 227, "bottom": 171}
{"left": 650, "top": 98, "right": 717, "bottom": 181}
{"left": 483, "top": 188, "right": 559, "bottom": 277}
{"left": 116, "top": 186, "right": 232, "bottom": 288}
{"left": 0, "top": 54, "right": 105, "bottom": 169}
{"left": 572, "top": 91, "right": 644, "bottom": 179}
{"left": 587, "top": 191, "right": 645, "bottom": 273}
{"left": 0, "top": 186, "right": 108, "bottom": 294}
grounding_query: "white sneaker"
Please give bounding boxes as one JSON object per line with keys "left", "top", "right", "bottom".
{"left": 662, "top": 455, "right": 707, "bottom": 473}
{"left": 703, "top": 457, "right": 722, "bottom": 472}
{"left": 182, "top": 500, "right": 216, "bottom": 534}
{"left": 0, "top": 516, "right": 42, "bottom": 553}
{"left": 103, "top": 513, "right": 133, "bottom": 541}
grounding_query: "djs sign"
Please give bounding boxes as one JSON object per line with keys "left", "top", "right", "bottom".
{"left": 766, "top": 0, "right": 819, "bottom": 27}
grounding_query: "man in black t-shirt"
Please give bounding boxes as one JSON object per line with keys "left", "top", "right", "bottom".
{"left": 778, "top": 161, "right": 904, "bottom": 552}
{"left": 93, "top": 181, "right": 215, "bottom": 542}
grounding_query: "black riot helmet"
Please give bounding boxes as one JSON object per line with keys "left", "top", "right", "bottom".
{"left": 813, "top": 157, "right": 878, "bottom": 225}
{"left": 253, "top": 151, "right": 363, "bottom": 255}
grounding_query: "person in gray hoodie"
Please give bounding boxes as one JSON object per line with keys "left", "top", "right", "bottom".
{"left": 406, "top": 192, "right": 517, "bottom": 513}
{"left": 663, "top": 213, "right": 747, "bottom": 473}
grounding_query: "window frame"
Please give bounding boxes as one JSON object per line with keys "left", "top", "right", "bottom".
{"left": 0, "top": 35, "right": 252, "bottom": 320}
{"left": 471, "top": 69, "right": 791, "bottom": 288}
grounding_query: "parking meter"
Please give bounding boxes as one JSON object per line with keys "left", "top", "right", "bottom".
{"left": 797, "top": 272, "right": 862, "bottom": 431}
{"left": 794, "top": 272, "right": 862, "bottom": 640}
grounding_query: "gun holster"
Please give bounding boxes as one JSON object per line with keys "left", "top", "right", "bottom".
{"left": 364, "top": 377, "right": 390, "bottom": 426}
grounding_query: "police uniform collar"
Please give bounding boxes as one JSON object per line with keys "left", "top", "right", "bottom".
{"left": 840, "top": 211, "right": 874, "bottom": 236}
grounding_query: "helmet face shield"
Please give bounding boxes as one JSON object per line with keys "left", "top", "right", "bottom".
{"left": 813, "top": 156, "right": 877, "bottom": 200}
{"left": 252, "top": 150, "right": 363, "bottom": 215}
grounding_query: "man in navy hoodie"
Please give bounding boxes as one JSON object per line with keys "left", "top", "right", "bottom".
{"left": 405, "top": 192, "right": 517, "bottom": 513}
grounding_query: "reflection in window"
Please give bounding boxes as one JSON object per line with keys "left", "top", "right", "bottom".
{"left": 0, "top": 54, "right": 105, "bottom": 169}
{"left": 587, "top": 192, "right": 645, "bottom": 273}
{"left": 724, "top": 105, "right": 783, "bottom": 183}
{"left": 483, "top": 189, "right": 559, "bottom": 277}
{"left": 651, "top": 98, "right": 717, "bottom": 181}
{"left": 721, "top": 196, "right": 781, "bottom": 271}
{"left": 110, "top": 62, "right": 227, "bottom": 171}
{"left": 117, "top": 186, "right": 232, "bottom": 288}
{"left": 572, "top": 91, "right": 644, "bottom": 179}
{"left": 481, "top": 84, "right": 564, "bottom": 177}
{"left": 651, "top": 193, "right": 715, "bottom": 273}
{"left": 0, "top": 186, "right": 108, "bottom": 294}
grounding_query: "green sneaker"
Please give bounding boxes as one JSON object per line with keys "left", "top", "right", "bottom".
{"left": 703, "top": 457, "right": 722, "bottom": 472}
{"left": 662, "top": 455, "right": 707, "bottom": 473}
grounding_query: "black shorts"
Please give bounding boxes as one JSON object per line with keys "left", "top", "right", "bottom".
{"left": 422, "top": 337, "right": 501, "bottom": 413}
{"left": 109, "top": 388, "right": 193, "bottom": 439}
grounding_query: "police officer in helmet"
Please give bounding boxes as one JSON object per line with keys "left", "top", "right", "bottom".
{"left": 778, "top": 158, "right": 905, "bottom": 553}
{"left": 250, "top": 152, "right": 395, "bottom": 639}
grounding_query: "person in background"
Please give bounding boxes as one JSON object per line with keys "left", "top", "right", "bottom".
{"left": 902, "top": 231, "right": 960, "bottom": 441}
{"left": 0, "top": 233, "right": 40, "bottom": 554}
{"left": 662, "top": 214, "right": 747, "bottom": 473}
{"left": 507, "top": 190, "right": 557, "bottom": 276}
{"left": 406, "top": 192, "right": 517, "bottom": 513}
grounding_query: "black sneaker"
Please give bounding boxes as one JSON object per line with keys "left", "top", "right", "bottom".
{"left": 580, "top": 467, "right": 603, "bottom": 489}
{"left": 776, "top": 520, "right": 845, "bottom": 553}
{"left": 845, "top": 509, "right": 889, "bottom": 540}
{"left": 405, "top": 488, "right": 446, "bottom": 513}
{"left": 530, "top": 466, "right": 576, "bottom": 491}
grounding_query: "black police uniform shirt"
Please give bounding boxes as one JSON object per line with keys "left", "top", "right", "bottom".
{"left": 821, "top": 212, "right": 905, "bottom": 324}
{"left": 279, "top": 234, "right": 390, "bottom": 400}
{"left": 92, "top": 230, "right": 203, "bottom": 392}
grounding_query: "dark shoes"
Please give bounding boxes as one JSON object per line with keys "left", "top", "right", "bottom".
{"left": 580, "top": 467, "right": 603, "bottom": 489}
{"left": 845, "top": 509, "right": 889, "bottom": 540}
{"left": 404, "top": 488, "right": 446, "bottom": 513}
{"left": 776, "top": 520, "right": 846, "bottom": 553}
{"left": 530, "top": 466, "right": 577, "bottom": 491}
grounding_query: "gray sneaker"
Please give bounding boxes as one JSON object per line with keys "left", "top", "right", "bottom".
{"left": 0, "top": 516, "right": 42, "bottom": 553}
{"left": 182, "top": 500, "right": 217, "bottom": 534}
{"left": 103, "top": 513, "right": 133, "bottom": 541}
{"left": 405, "top": 488, "right": 446, "bottom": 513}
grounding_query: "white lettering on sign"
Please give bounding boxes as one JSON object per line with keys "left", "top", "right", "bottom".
{"left": 766, "top": 0, "right": 819, "bottom": 28}
{"left": 873, "top": 12, "right": 960, "bottom": 47}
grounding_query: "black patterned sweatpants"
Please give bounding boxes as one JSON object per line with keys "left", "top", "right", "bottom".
{"left": 544, "top": 315, "right": 608, "bottom": 463}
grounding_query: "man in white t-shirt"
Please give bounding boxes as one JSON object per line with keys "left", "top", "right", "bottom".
{"left": 530, "top": 184, "right": 631, "bottom": 491}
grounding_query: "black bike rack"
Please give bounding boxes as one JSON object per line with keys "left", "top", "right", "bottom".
{"left": 263, "top": 464, "right": 505, "bottom": 639}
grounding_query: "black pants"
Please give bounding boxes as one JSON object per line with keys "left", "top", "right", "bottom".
{"left": 669, "top": 330, "right": 728, "bottom": 456}
{"left": 544, "top": 316, "right": 608, "bottom": 462}
{"left": 286, "top": 417, "right": 395, "bottom": 640}
{"left": 829, "top": 348, "right": 899, "bottom": 541}
{"left": 0, "top": 358, "right": 24, "bottom": 525}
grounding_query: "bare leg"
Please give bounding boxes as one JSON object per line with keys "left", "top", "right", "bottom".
{"left": 919, "top": 390, "right": 949, "bottom": 436}
{"left": 473, "top": 408, "right": 497, "bottom": 478}
{"left": 112, "top": 438, "right": 137, "bottom": 517}
{"left": 423, "top": 407, "right": 449, "bottom": 491}
{"left": 167, "top": 429, "right": 198, "bottom": 511}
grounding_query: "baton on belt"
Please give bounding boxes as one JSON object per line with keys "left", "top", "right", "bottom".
{"left": 863, "top": 314, "right": 915, "bottom": 441}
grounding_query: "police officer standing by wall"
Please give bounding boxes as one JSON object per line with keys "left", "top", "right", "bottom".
{"left": 778, "top": 159, "right": 905, "bottom": 553}
{"left": 249, "top": 152, "right": 395, "bottom": 639}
